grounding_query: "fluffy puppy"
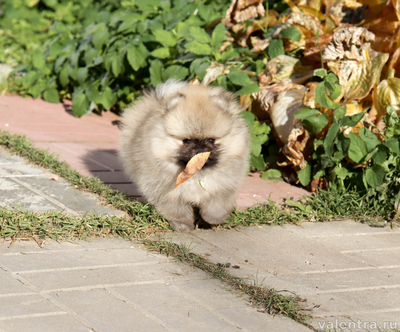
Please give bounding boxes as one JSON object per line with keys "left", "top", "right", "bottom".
{"left": 119, "top": 80, "right": 250, "bottom": 232}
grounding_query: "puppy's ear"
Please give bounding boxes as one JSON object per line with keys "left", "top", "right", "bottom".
{"left": 209, "top": 87, "right": 243, "bottom": 115}
{"left": 155, "top": 80, "right": 187, "bottom": 110}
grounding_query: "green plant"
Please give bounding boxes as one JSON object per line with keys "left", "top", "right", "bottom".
{"left": 294, "top": 69, "right": 400, "bottom": 220}
{"left": 5, "top": 0, "right": 237, "bottom": 116}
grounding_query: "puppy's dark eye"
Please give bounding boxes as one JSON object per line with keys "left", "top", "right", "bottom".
{"left": 208, "top": 138, "right": 215, "bottom": 144}
{"left": 183, "top": 139, "right": 191, "bottom": 144}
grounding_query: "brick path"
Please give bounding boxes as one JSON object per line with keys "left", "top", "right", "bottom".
{"left": 0, "top": 95, "right": 309, "bottom": 207}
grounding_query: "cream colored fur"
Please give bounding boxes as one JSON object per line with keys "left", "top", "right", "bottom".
{"left": 119, "top": 80, "right": 250, "bottom": 232}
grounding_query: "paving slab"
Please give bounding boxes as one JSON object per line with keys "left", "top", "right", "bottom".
{"left": 160, "top": 221, "right": 400, "bottom": 331}
{"left": 0, "top": 147, "right": 125, "bottom": 217}
{"left": 0, "top": 238, "right": 312, "bottom": 332}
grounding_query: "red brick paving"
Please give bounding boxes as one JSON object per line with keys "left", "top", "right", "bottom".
{"left": 0, "top": 94, "right": 310, "bottom": 208}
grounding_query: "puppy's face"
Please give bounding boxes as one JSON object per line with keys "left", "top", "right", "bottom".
{"left": 177, "top": 138, "right": 220, "bottom": 168}
{"left": 160, "top": 85, "right": 236, "bottom": 170}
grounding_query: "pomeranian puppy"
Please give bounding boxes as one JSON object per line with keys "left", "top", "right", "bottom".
{"left": 119, "top": 80, "right": 250, "bottom": 232}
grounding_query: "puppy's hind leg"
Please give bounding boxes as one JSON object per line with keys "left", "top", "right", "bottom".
{"left": 157, "top": 203, "right": 195, "bottom": 232}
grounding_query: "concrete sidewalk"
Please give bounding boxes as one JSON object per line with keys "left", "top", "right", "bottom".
{"left": 1, "top": 95, "right": 400, "bottom": 331}
{"left": 162, "top": 222, "right": 400, "bottom": 331}
{"left": 0, "top": 148, "right": 311, "bottom": 332}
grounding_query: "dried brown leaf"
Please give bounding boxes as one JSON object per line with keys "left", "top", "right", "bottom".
{"left": 202, "top": 63, "right": 229, "bottom": 86}
{"left": 303, "top": 33, "right": 334, "bottom": 62}
{"left": 323, "top": 27, "right": 375, "bottom": 61}
{"left": 284, "top": 12, "right": 324, "bottom": 36}
{"left": 258, "top": 55, "right": 314, "bottom": 87}
{"left": 269, "top": 84, "right": 306, "bottom": 145}
{"left": 278, "top": 120, "right": 310, "bottom": 168}
{"left": 223, "top": 0, "right": 265, "bottom": 27}
{"left": 377, "top": 76, "right": 400, "bottom": 114}
{"left": 171, "top": 152, "right": 211, "bottom": 203}
{"left": 327, "top": 52, "right": 389, "bottom": 101}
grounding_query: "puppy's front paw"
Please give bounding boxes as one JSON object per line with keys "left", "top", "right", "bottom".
{"left": 168, "top": 220, "right": 195, "bottom": 232}
{"left": 200, "top": 210, "right": 229, "bottom": 225}
{"left": 200, "top": 198, "right": 235, "bottom": 225}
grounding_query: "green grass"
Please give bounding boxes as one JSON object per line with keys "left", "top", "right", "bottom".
{"left": 0, "top": 129, "right": 393, "bottom": 240}
{"left": 0, "top": 208, "right": 169, "bottom": 241}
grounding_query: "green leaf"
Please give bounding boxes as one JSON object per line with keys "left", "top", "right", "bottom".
{"left": 211, "top": 23, "right": 226, "bottom": 50}
{"left": 325, "top": 81, "right": 342, "bottom": 100}
{"left": 332, "top": 150, "right": 345, "bottom": 162}
{"left": 163, "top": 65, "right": 189, "bottom": 81}
{"left": 189, "top": 27, "right": 211, "bottom": 43}
{"left": 112, "top": 57, "right": 122, "bottom": 77}
{"left": 365, "top": 164, "right": 386, "bottom": 188}
{"left": 86, "top": 84, "right": 102, "bottom": 105}
{"left": 302, "top": 113, "right": 329, "bottom": 135}
{"left": 314, "top": 68, "right": 327, "bottom": 78}
{"left": 383, "top": 137, "right": 400, "bottom": 154}
{"left": 92, "top": 26, "right": 110, "bottom": 50}
{"left": 372, "top": 146, "right": 387, "bottom": 165}
{"left": 100, "top": 87, "right": 117, "bottom": 110}
{"left": 298, "top": 161, "right": 311, "bottom": 186}
{"left": 334, "top": 166, "right": 349, "bottom": 180}
{"left": 29, "top": 80, "right": 46, "bottom": 99}
{"left": 337, "top": 133, "right": 350, "bottom": 154}
{"left": 315, "top": 81, "right": 338, "bottom": 109}
{"left": 324, "top": 123, "right": 340, "bottom": 156}
{"left": 334, "top": 104, "right": 346, "bottom": 121}
{"left": 149, "top": 60, "right": 164, "bottom": 87}
{"left": 32, "top": 49, "right": 46, "bottom": 70}
{"left": 152, "top": 30, "right": 177, "bottom": 47}
{"left": 72, "top": 93, "right": 90, "bottom": 117}
{"left": 185, "top": 41, "right": 212, "bottom": 55}
{"left": 286, "top": 199, "right": 312, "bottom": 213}
{"left": 251, "top": 153, "right": 266, "bottom": 171}
{"left": 261, "top": 169, "right": 282, "bottom": 180}
{"left": 294, "top": 107, "right": 321, "bottom": 120}
{"left": 59, "top": 64, "right": 70, "bottom": 88}
{"left": 256, "top": 60, "right": 264, "bottom": 75}
{"left": 227, "top": 69, "right": 252, "bottom": 86}
{"left": 340, "top": 112, "right": 365, "bottom": 127}
{"left": 127, "top": 43, "right": 148, "bottom": 71}
{"left": 22, "top": 71, "right": 41, "bottom": 88}
{"left": 250, "top": 121, "right": 270, "bottom": 156}
{"left": 281, "top": 27, "right": 301, "bottom": 42}
{"left": 221, "top": 49, "right": 240, "bottom": 61}
{"left": 151, "top": 47, "right": 170, "bottom": 59}
{"left": 267, "top": 39, "right": 284, "bottom": 59}
{"left": 189, "top": 58, "right": 209, "bottom": 80}
{"left": 76, "top": 67, "right": 88, "bottom": 85}
{"left": 325, "top": 72, "right": 339, "bottom": 85}
{"left": 347, "top": 132, "right": 368, "bottom": 163}
{"left": 358, "top": 128, "right": 380, "bottom": 152}
{"left": 43, "top": 89, "right": 59, "bottom": 104}
{"left": 235, "top": 83, "right": 261, "bottom": 96}
{"left": 241, "top": 111, "right": 256, "bottom": 130}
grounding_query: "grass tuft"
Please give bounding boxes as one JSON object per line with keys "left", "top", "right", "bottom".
{"left": 144, "top": 238, "right": 314, "bottom": 327}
